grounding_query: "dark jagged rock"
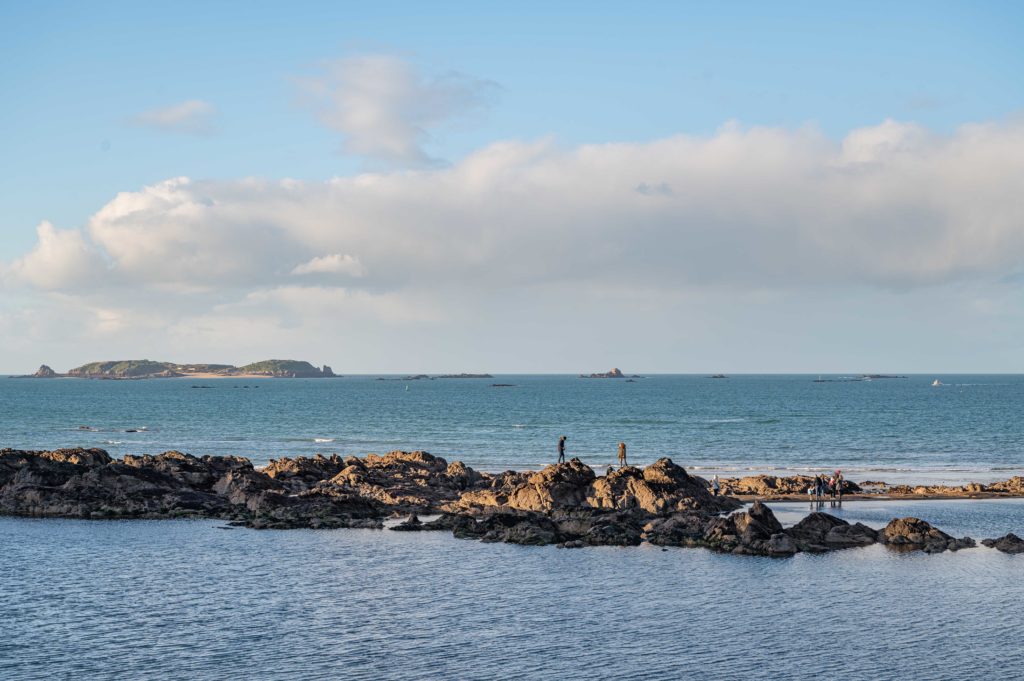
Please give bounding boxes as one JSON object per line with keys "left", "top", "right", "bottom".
{"left": 643, "top": 512, "right": 707, "bottom": 546}
{"left": 33, "top": 365, "right": 58, "bottom": 378}
{"left": 880, "top": 517, "right": 975, "bottom": 553}
{"left": 785, "top": 512, "right": 878, "bottom": 552}
{"left": 981, "top": 533, "right": 1024, "bottom": 554}
{"left": 390, "top": 514, "right": 424, "bottom": 531}
{"left": 0, "top": 449, "right": 231, "bottom": 519}
{"left": 244, "top": 488, "right": 383, "bottom": 530}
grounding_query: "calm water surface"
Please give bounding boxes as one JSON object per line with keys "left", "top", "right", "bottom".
{"left": 2, "top": 374, "right": 1023, "bottom": 484}
{"left": 3, "top": 499, "right": 1023, "bottom": 680}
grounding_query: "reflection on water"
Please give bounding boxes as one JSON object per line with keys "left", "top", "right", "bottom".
{"left": 4, "top": 500, "right": 1023, "bottom": 680}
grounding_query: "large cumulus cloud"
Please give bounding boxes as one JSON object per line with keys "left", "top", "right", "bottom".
{"left": 9, "top": 118, "right": 1024, "bottom": 300}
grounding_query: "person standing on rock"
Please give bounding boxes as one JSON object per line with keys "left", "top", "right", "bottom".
{"left": 557, "top": 435, "right": 567, "bottom": 464}
{"left": 617, "top": 442, "right": 627, "bottom": 467}
{"left": 712, "top": 475, "right": 720, "bottom": 497}
{"left": 836, "top": 470, "right": 844, "bottom": 502}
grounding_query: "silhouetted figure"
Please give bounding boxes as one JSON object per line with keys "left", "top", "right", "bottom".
{"left": 617, "top": 442, "right": 627, "bottom": 467}
{"left": 557, "top": 435, "right": 567, "bottom": 464}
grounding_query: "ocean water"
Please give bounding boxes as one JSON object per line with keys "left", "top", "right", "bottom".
{"left": 3, "top": 499, "right": 1023, "bottom": 680}
{"left": 2, "top": 374, "right": 1022, "bottom": 484}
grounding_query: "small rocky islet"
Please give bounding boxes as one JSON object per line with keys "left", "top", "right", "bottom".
{"left": 3, "top": 447, "right": 1022, "bottom": 556}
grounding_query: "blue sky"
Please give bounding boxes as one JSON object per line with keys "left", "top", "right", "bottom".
{"left": 1, "top": 2, "right": 1023, "bottom": 372}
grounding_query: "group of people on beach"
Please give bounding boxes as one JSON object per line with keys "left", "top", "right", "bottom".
{"left": 809, "top": 470, "right": 845, "bottom": 504}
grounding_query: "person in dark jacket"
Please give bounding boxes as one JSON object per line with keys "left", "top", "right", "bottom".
{"left": 557, "top": 435, "right": 567, "bottom": 464}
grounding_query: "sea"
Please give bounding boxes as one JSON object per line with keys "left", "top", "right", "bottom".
{"left": 3, "top": 374, "right": 1023, "bottom": 679}
{"left": 2, "top": 373, "right": 1023, "bottom": 484}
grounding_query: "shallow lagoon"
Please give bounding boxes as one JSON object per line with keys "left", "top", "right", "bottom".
{"left": 4, "top": 500, "right": 1023, "bottom": 680}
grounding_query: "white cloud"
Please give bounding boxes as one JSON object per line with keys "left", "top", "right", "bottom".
{"left": 6, "top": 221, "right": 107, "bottom": 290}
{"left": 18, "top": 118, "right": 1022, "bottom": 294}
{"left": 6, "top": 117, "right": 1024, "bottom": 371}
{"left": 129, "top": 100, "right": 218, "bottom": 135}
{"left": 296, "top": 55, "right": 497, "bottom": 166}
{"left": 291, "top": 253, "right": 365, "bottom": 277}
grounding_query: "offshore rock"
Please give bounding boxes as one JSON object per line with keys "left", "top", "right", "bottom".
{"left": 785, "top": 512, "right": 878, "bottom": 552}
{"left": 880, "top": 517, "right": 976, "bottom": 553}
{"left": 643, "top": 502, "right": 795, "bottom": 556}
{"left": 981, "top": 533, "right": 1024, "bottom": 554}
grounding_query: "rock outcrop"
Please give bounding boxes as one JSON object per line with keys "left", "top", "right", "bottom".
{"left": 32, "top": 365, "right": 58, "bottom": 378}
{"left": 981, "top": 533, "right": 1024, "bottom": 554}
{"left": 328, "top": 451, "right": 487, "bottom": 511}
{"left": 879, "top": 517, "right": 976, "bottom": 553}
{"left": 3, "top": 447, "right": 1018, "bottom": 558}
{"left": 453, "top": 458, "right": 740, "bottom": 516}
{"left": 720, "top": 475, "right": 861, "bottom": 497}
{"left": 785, "top": 512, "right": 878, "bottom": 552}
{"left": 584, "top": 368, "right": 624, "bottom": 378}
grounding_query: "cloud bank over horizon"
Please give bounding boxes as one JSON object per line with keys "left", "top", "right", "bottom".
{"left": 4, "top": 116, "right": 1024, "bottom": 372}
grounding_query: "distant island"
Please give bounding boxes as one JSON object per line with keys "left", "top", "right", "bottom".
{"left": 580, "top": 367, "right": 642, "bottom": 379}
{"left": 21, "top": 359, "right": 337, "bottom": 379}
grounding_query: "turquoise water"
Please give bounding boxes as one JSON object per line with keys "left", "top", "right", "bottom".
{"left": 2, "top": 374, "right": 1022, "bottom": 483}
{"left": 3, "top": 500, "right": 1023, "bottom": 680}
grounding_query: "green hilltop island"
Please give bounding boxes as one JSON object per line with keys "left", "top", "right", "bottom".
{"left": 24, "top": 359, "right": 336, "bottom": 379}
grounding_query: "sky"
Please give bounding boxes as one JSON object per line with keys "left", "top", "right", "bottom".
{"left": 1, "top": 1, "right": 1023, "bottom": 373}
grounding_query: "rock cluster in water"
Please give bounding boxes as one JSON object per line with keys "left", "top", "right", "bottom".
{"left": 0, "top": 448, "right": 1019, "bottom": 556}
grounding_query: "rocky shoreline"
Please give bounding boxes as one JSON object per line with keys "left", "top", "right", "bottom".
{"left": 2, "top": 447, "right": 1022, "bottom": 556}
{"left": 718, "top": 473, "right": 1024, "bottom": 501}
